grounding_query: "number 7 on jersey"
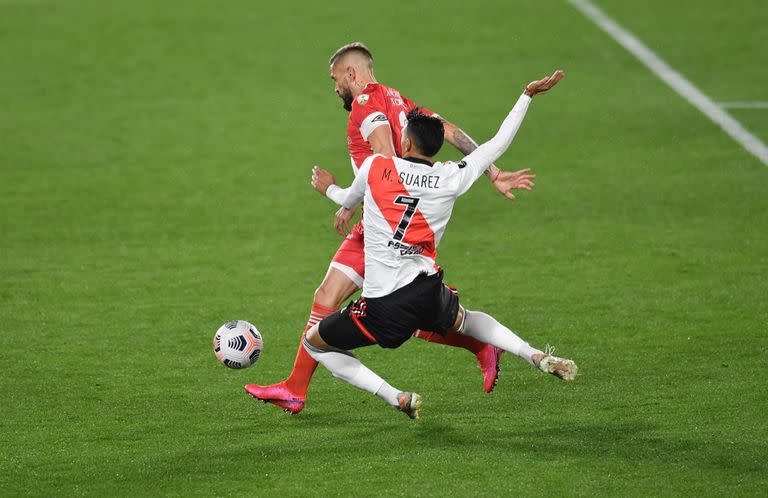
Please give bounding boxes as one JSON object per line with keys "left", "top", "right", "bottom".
{"left": 392, "top": 195, "right": 420, "bottom": 241}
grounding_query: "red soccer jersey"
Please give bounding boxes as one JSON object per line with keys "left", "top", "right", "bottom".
{"left": 347, "top": 82, "right": 434, "bottom": 172}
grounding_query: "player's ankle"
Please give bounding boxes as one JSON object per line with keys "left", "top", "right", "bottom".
{"left": 374, "top": 382, "right": 401, "bottom": 407}
{"left": 532, "top": 353, "right": 544, "bottom": 367}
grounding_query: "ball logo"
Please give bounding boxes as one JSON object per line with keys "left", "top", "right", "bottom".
{"left": 213, "top": 320, "right": 263, "bottom": 369}
{"left": 357, "top": 94, "right": 369, "bottom": 106}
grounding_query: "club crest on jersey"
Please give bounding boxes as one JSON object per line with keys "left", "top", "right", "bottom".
{"left": 357, "top": 94, "right": 370, "bottom": 106}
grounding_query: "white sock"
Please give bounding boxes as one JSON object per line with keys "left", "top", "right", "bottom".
{"left": 303, "top": 341, "right": 400, "bottom": 407}
{"left": 374, "top": 383, "right": 400, "bottom": 407}
{"left": 461, "top": 309, "right": 541, "bottom": 366}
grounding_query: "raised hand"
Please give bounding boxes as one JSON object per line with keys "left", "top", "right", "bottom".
{"left": 492, "top": 168, "right": 536, "bottom": 201}
{"left": 525, "top": 70, "right": 565, "bottom": 97}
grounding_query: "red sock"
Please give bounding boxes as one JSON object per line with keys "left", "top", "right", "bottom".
{"left": 413, "top": 329, "right": 486, "bottom": 355}
{"left": 284, "top": 302, "right": 337, "bottom": 394}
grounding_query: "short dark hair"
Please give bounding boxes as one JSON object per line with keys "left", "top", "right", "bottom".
{"left": 329, "top": 42, "right": 374, "bottom": 69}
{"left": 404, "top": 109, "right": 444, "bottom": 157}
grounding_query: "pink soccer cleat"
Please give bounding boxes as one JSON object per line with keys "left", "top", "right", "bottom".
{"left": 245, "top": 382, "right": 306, "bottom": 414}
{"left": 476, "top": 344, "right": 503, "bottom": 393}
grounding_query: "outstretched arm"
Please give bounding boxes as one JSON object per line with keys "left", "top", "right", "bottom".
{"left": 453, "top": 70, "right": 564, "bottom": 197}
{"left": 442, "top": 120, "right": 505, "bottom": 188}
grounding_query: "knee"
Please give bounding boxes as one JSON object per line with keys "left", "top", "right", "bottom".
{"left": 314, "top": 283, "right": 341, "bottom": 308}
{"left": 305, "top": 324, "right": 323, "bottom": 348}
{"left": 451, "top": 306, "right": 466, "bottom": 333}
{"left": 303, "top": 325, "right": 328, "bottom": 361}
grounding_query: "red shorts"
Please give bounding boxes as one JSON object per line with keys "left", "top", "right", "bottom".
{"left": 330, "top": 221, "right": 365, "bottom": 287}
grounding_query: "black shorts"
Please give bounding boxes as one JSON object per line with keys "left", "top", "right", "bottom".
{"left": 318, "top": 270, "right": 460, "bottom": 350}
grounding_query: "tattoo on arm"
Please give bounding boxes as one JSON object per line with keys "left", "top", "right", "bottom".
{"left": 451, "top": 128, "right": 497, "bottom": 178}
{"left": 452, "top": 128, "right": 478, "bottom": 155}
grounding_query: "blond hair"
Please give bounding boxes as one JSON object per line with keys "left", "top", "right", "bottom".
{"left": 328, "top": 42, "right": 374, "bottom": 69}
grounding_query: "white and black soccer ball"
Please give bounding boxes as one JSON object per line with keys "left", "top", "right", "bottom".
{"left": 213, "top": 320, "right": 263, "bottom": 369}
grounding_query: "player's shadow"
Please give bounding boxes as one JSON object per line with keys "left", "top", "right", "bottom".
{"left": 411, "top": 420, "right": 766, "bottom": 475}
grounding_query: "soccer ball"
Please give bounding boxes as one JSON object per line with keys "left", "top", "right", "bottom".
{"left": 213, "top": 320, "right": 263, "bottom": 369}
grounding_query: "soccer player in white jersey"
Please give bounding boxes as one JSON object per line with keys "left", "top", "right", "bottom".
{"left": 302, "top": 72, "right": 577, "bottom": 419}
{"left": 246, "top": 43, "right": 536, "bottom": 413}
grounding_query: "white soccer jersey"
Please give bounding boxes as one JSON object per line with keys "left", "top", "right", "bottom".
{"left": 337, "top": 93, "right": 533, "bottom": 298}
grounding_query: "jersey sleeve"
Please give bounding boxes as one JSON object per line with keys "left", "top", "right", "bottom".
{"left": 452, "top": 93, "right": 532, "bottom": 197}
{"left": 325, "top": 184, "right": 349, "bottom": 206}
{"left": 350, "top": 90, "right": 390, "bottom": 141}
{"left": 340, "top": 154, "right": 379, "bottom": 209}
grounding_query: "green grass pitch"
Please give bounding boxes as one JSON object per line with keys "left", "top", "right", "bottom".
{"left": 1, "top": 0, "right": 767, "bottom": 495}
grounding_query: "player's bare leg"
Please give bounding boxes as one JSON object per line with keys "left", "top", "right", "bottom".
{"left": 245, "top": 267, "right": 360, "bottom": 413}
{"left": 303, "top": 324, "right": 422, "bottom": 420}
{"left": 452, "top": 307, "right": 578, "bottom": 381}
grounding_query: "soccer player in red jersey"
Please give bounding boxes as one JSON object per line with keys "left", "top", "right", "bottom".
{"left": 246, "top": 43, "right": 527, "bottom": 413}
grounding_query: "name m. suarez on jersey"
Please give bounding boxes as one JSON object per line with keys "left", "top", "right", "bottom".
{"left": 381, "top": 167, "right": 441, "bottom": 189}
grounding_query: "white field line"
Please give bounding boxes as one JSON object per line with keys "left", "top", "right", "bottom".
{"left": 718, "top": 101, "right": 768, "bottom": 109}
{"left": 568, "top": 0, "right": 768, "bottom": 167}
